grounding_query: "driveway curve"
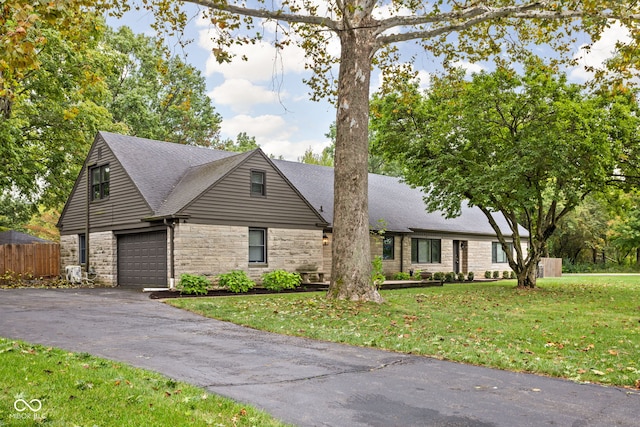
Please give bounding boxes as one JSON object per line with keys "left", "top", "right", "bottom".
{"left": 0, "top": 288, "right": 638, "bottom": 426}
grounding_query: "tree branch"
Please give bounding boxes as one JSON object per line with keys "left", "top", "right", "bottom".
{"left": 186, "top": 0, "right": 342, "bottom": 30}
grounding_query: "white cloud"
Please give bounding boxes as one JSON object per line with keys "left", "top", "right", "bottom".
{"left": 221, "top": 114, "right": 294, "bottom": 141}
{"left": 416, "top": 70, "right": 431, "bottom": 90}
{"left": 220, "top": 114, "right": 332, "bottom": 160}
{"left": 451, "top": 60, "right": 485, "bottom": 75}
{"left": 199, "top": 29, "right": 307, "bottom": 81}
{"left": 570, "top": 21, "right": 632, "bottom": 82}
{"left": 209, "top": 79, "right": 284, "bottom": 113}
{"left": 262, "top": 138, "right": 331, "bottom": 161}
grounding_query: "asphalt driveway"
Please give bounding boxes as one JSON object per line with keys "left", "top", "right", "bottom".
{"left": 0, "top": 288, "right": 638, "bottom": 426}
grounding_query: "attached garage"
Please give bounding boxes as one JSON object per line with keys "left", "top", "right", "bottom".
{"left": 117, "top": 230, "right": 167, "bottom": 287}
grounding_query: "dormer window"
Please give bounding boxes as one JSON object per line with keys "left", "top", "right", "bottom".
{"left": 91, "top": 164, "right": 110, "bottom": 200}
{"left": 250, "top": 170, "right": 266, "bottom": 196}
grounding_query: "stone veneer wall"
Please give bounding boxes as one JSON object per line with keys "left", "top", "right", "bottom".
{"left": 59, "top": 234, "right": 79, "bottom": 274}
{"left": 59, "top": 232, "right": 117, "bottom": 287}
{"left": 173, "top": 223, "right": 323, "bottom": 283}
{"left": 358, "top": 233, "right": 527, "bottom": 278}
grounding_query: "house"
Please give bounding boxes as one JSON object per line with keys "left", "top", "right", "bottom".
{"left": 57, "top": 131, "right": 527, "bottom": 288}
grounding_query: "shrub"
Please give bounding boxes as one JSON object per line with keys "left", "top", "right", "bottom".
{"left": 411, "top": 270, "right": 422, "bottom": 280}
{"left": 493, "top": 271, "right": 500, "bottom": 279}
{"left": 393, "top": 272, "right": 412, "bottom": 280}
{"left": 371, "top": 256, "right": 385, "bottom": 288}
{"left": 457, "top": 272, "right": 465, "bottom": 282}
{"left": 177, "top": 274, "right": 210, "bottom": 295}
{"left": 503, "top": 271, "right": 511, "bottom": 279}
{"left": 484, "top": 271, "right": 492, "bottom": 279}
{"left": 445, "top": 272, "right": 456, "bottom": 282}
{"left": 433, "top": 272, "right": 444, "bottom": 281}
{"left": 261, "top": 270, "right": 301, "bottom": 292}
{"left": 467, "top": 271, "right": 475, "bottom": 281}
{"left": 510, "top": 271, "right": 517, "bottom": 279}
{"left": 218, "top": 270, "right": 255, "bottom": 293}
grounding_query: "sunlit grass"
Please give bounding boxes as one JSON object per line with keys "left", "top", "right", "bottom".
{"left": 167, "top": 276, "right": 640, "bottom": 388}
{"left": 0, "top": 338, "right": 288, "bottom": 426}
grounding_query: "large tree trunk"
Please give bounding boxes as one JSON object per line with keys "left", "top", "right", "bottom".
{"left": 327, "top": 22, "right": 383, "bottom": 303}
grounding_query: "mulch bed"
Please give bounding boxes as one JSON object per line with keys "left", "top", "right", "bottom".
{"left": 149, "top": 280, "right": 445, "bottom": 299}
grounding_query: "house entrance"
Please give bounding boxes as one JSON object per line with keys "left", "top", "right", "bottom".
{"left": 453, "top": 240, "right": 468, "bottom": 274}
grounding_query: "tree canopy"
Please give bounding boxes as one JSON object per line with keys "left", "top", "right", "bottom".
{"left": 371, "top": 61, "right": 640, "bottom": 288}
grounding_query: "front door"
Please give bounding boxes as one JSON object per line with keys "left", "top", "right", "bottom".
{"left": 453, "top": 240, "right": 460, "bottom": 274}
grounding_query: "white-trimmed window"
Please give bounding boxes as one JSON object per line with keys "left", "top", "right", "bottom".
{"left": 249, "top": 228, "right": 267, "bottom": 263}
{"left": 250, "top": 170, "right": 266, "bottom": 196}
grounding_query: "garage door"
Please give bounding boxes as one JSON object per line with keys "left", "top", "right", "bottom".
{"left": 117, "top": 231, "right": 167, "bottom": 287}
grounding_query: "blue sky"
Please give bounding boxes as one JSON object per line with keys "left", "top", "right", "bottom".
{"left": 109, "top": 5, "right": 631, "bottom": 160}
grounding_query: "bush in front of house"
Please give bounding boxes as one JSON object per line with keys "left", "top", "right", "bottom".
{"left": 484, "top": 271, "right": 492, "bottom": 279}
{"left": 510, "top": 271, "right": 517, "bottom": 279}
{"left": 218, "top": 270, "right": 255, "bottom": 293}
{"left": 467, "top": 271, "right": 475, "bottom": 281}
{"left": 493, "top": 271, "right": 500, "bottom": 279}
{"left": 433, "top": 272, "right": 445, "bottom": 281}
{"left": 503, "top": 271, "right": 511, "bottom": 279}
{"left": 445, "top": 272, "right": 456, "bottom": 282}
{"left": 393, "top": 272, "right": 412, "bottom": 280}
{"left": 457, "top": 272, "right": 465, "bottom": 282}
{"left": 261, "top": 270, "right": 301, "bottom": 292}
{"left": 177, "top": 274, "right": 210, "bottom": 295}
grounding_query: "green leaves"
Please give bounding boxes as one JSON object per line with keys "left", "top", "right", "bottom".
{"left": 372, "top": 60, "right": 640, "bottom": 286}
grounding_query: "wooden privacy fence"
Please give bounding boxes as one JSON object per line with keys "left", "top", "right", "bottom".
{"left": 538, "top": 257, "right": 562, "bottom": 278}
{"left": 0, "top": 243, "right": 60, "bottom": 277}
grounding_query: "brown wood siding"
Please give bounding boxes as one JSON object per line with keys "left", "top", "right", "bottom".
{"left": 58, "top": 136, "right": 154, "bottom": 235}
{"left": 183, "top": 155, "right": 323, "bottom": 229}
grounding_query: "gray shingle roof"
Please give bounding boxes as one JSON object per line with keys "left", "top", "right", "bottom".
{"left": 0, "top": 231, "right": 51, "bottom": 245}
{"left": 100, "top": 132, "right": 524, "bottom": 237}
{"left": 273, "top": 159, "right": 523, "bottom": 235}
{"left": 101, "top": 131, "right": 236, "bottom": 213}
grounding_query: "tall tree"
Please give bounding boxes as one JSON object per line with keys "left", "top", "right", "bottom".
{"left": 103, "top": 26, "right": 222, "bottom": 146}
{"left": 372, "top": 62, "right": 638, "bottom": 288}
{"left": 1, "top": 15, "right": 118, "bottom": 208}
{"left": 14, "top": 0, "right": 640, "bottom": 299}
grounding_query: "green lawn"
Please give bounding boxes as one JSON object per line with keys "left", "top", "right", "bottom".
{"left": 167, "top": 275, "right": 640, "bottom": 388}
{"left": 0, "top": 339, "right": 288, "bottom": 426}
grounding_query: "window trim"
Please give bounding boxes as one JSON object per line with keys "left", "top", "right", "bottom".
{"left": 492, "top": 242, "right": 513, "bottom": 263}
{"left": 382, "top": 236, "right": 394, "bottom": 260}
{"left": 90, "top": 164, "right": 110, "bottom": 201}
{"left": 248, "top": 228, "right": 267, "bottom": 264}
{"left": 250, "top": 170, "right": 266, "bottom": 197}
{"left": 411, "top": 238, "right": 441, "bottom": 264}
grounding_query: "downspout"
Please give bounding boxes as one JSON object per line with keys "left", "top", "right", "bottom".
{"left": 164, "top": 218, "right": 176, "bottom": 290}
{"left": 85, "top": 164, "right": 94, "bottom": 274}
{"left": 400, "top": 235, "right": 404, "bottom": 273}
